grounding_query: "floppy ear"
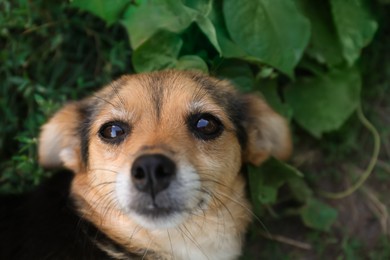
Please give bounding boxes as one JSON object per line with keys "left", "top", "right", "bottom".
{"left": 242, "top": 94, "right": 292, "bottom": 166}
{"left": 38, "top": 102, "right": 84, "bottom": 172}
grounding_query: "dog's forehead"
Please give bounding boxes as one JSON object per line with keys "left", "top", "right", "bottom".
{"left": 97, "top": 71, "right": 235, "bottom": 118}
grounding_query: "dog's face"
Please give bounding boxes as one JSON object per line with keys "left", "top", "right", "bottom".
{"left": 89, "top": 73, "right": 246, "bottom": 229}
{"left": 38, "top": 71, "right": 290, "bottom": 256}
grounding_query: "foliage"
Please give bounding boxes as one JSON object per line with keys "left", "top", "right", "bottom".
{"left": 0, "top": 0, "right": 132, "bottom": 192}
{"left": 1, "top": 0, "right": 388, "bottom": 253}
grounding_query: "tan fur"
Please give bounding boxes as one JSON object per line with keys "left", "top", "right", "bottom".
{"left": 39, "top": 102, "right": 84, "bottom": 172}
{"left": 38, "top": 71, "right": 291, "bottom": 259}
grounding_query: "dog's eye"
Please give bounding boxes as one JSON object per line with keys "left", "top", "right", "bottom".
{"left": 99, "top": 122, "right": 128, "bottom": 143}
{"left": 189, "top": 113, "right": 223, "bottom": 140}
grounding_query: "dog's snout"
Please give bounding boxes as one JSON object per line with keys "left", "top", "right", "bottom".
{"left": 131, "top": 154, "right": 176, "bottom": 196}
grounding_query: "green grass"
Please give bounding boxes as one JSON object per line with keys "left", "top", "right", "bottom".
{"left": 0, "top": 0, "right": 132, "bottom": 192}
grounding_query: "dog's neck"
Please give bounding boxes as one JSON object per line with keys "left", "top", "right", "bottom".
{"left": 71, "top": 173, "right": 251, "bottom": 260}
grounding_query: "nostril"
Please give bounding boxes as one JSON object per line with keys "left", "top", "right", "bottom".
{"left": 131, "top": 166, "right": 149, "bottom": 192}
{"left": 134, "top": 167, "right": 146, "bottom": 180}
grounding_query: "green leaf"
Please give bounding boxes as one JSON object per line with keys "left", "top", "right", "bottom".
{"left": 257, "top": 186, "right": 278, "bottom": 205}
{"left": 257, "top": 79, "right": 293, "bottom": 120}
{"left": 288, "top": 177, "right": 313, "bottom": 203}
{"left": 223, "top": 0, "right": 310, "bottom": 76}
{"left": 216, "top": 60, "right": 255, "bottom": 92}
{"left": 249, "top": 158, "right": 303, "bottom": 205}
{"left": 183, "top": 0, "right": 211, "bottom": 14}
{"left": 294, "top": 0, "right": 343, "bottom": 66}
{"left": 71, "top": 0, "right": 129, "bottom": 25}
{"left": 122, "top": 0, "right": 196, "bottom": 49}
{"left": 208, "top": 1, "right": 248, "bottom": 59}
{"left": 330, "top": 0, "right": 378, "bottom": 65}
{"left": 285, "top": 66, "right": 361, "bottom": 138}
{"left": 132, "top": 31, "right": 183, "bottom": 72}
{"left": 175, "top": 55, "right": 208, "bottom": 73}
{"left": 195, "top": 15, "right": 222, "bottom": 54}
{"left": 183, "top": 0, "right": 222, "bottom": 54}
{"left": 300, "top": 198, "right": 338, "bottom": 231}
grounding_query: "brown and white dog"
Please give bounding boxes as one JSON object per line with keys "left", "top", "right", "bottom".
{"left": 0, "top": 71, "right": 291, "bottom": 259}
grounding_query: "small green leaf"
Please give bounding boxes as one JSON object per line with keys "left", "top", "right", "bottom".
{"left": 132, "top": 31, "right": 183, "bottom": 72}
{"left": 175, "top": 55, "right": 208, "bottom": 73}
{"left": 71, "top": 0, "right": 129, "bottom": 25}
{"left": 330, "top": 0, "right": 378, "bottom": 65}
{"left": 288, "top": 177, "right": 313, "bottom": 203}
{"left": 223, "top": 0, "right": 310, "bottom": 76}
{"left": 122, "top": 0, "right": 196, "bottom": 49}
{"left": 300, "top": 198, "right": 338, "bottom": 231}
{"left": 249, "top": 158, "right": 303, "bottom": 205}
{"left": 216, "top": 60, "right": 255, "bottom": 92}
{"left": 257, "top": 186, "right": 278, "bottom": 205}
{"left": 285, "top": 66, "right": 361, "bottom": 137}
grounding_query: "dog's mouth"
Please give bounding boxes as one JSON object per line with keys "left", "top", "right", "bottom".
{"left": 133, "top": 203, "right": 180, "bottom": 218}
{"left": 129, "top": 187, "right": 187, "bottom": 219}
{"left": 133, "top": 196, "right": 207, "bottom": 219}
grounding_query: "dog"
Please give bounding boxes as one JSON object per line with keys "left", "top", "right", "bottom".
{"left": 0, "top": 70, "right": 291, "bottom": 259}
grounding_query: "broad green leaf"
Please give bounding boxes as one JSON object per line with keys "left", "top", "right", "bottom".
{"left": 132, "top": 31, "right": 182, "bottom": 72}
{"left": 71, "top": 0, "right": 129, "bottom": 25}
{"left": 300, "top": 198, "right": 338, "bottom": 231}
{"left": 257, "top": 79, "right": 293, "bottom": 120}
{"left": 216, "top": 60, "right": 255, "bottom": 92}
{"left": 183, "top": 0, "right": 222, "bottom": 54}
{"left": 330, "top": 0, "right": 378, "bottom": 65}
{"left": 175, "top": 55, "right": 208, "bottom": 73}
{"left": 295, "top": 0, "right": 343, "bottom": 66}
{"left": 208, "top": 1, "right": 249, "bottom": 58}
{"left": 249, "top": 158, "right": 303, "bottom": 205}
{"left": 285, "top": 66, "right": 361, "bottom": 138}
{"left": 195, "top": 15, "right": 222, "bottom": 54}
{"left": 223, "top": 0, "right": 310, "bottom": 76}
{"left": 183, "top": 0, "right": 211, "bottom": 14}
{"left": 122, "top": 0, "right": 196, "bottom": 49}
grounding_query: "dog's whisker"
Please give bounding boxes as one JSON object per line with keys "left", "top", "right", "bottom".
{"left": 178, "top": 225, "right": 210, "bottom": 260}
{"left": 141, "top": 235, "right": 154, "bottom": 260}
{"left": 110, "top": 81, "right": 127, "bottom": 111}
{"left": 166, "top": 229, "right": 175, "bottom": 260}
{"left": 215, "top": 190, "right": 270, "bottom": 234}
{"left": 198, "top": 187, "right": 230, "bottom": 238}
{"left": 89, "top": 168, "right": 120, "bottom": 174}
{"left": 92, "top": 93, "right": 118, "bottom": 109}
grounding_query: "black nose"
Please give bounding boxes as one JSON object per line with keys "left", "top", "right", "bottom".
{"left": 131, "top": 154, "right": 176, "bottom": 197}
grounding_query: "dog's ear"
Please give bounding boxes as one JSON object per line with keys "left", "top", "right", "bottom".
{"left": 241, "top": 94, "right": 292, "bottom": 166}
{"left": 38, "top": 102, "right": 85, "bottom": 172}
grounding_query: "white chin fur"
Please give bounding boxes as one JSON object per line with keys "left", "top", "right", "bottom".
{"left": 129, "top": 210, "right": 187, "bottom": 230}
{"left": 115, "top": 163, "right": 203, "bottom": 230}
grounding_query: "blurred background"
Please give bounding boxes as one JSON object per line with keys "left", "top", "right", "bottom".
{"left": 1, "top": 0, "right": 389, "bottom": 258}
